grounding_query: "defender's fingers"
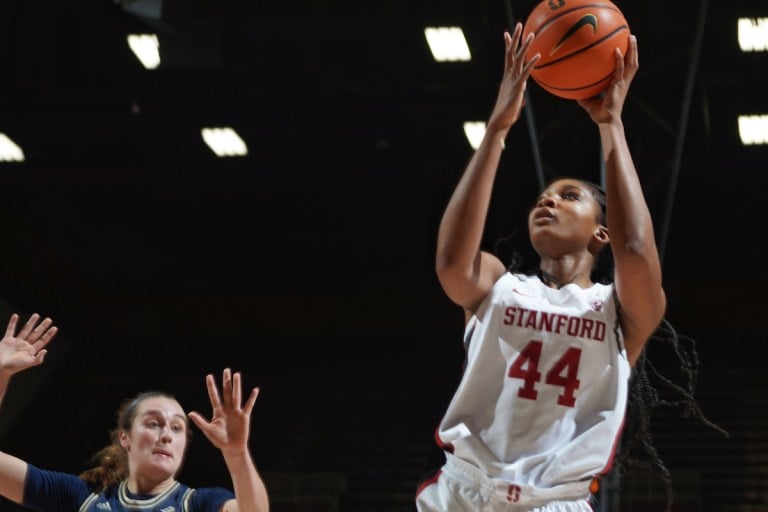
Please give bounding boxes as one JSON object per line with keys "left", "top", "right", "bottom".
{"left": 232, "top": 371, "right": 242, "bottom": 408}
{"left": 206, "top": 373, "right": 222, "bottom": 408}
{"left": 18, "top": 313, "right": 41, "bottom": 339}
{"left": 29, "top": 318, "right": 53, "bottom": 342}
{"left": 242, "top": 387, "right": 260, "bottom": 417}
{"left": 221, "top": 368, "right": 233, "bottom": 404}
{"left": 32, "top": 326, "right": 58, "bottom": 352}
{"left": 5, "top": 314, "right": 19, "bottom": 338}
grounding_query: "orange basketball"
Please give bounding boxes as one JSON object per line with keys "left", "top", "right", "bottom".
{"left": 522, "top": 0, "right": 630, "bottom": 100}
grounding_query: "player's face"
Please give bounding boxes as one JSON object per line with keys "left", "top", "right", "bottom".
{"left": 528, "top": 179, "right": 603, "bottom": 257}
{"left": 121, "top": 396, "right": 188, "bottom": 483}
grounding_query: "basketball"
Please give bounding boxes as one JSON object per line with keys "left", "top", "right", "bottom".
{"left": 522, "top": 0, "right": 630, "bottom": 100}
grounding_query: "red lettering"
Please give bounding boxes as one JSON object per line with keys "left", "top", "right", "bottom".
{"left": 524, "top": 310, "right": 538, "bottom": 329}
{"left": 566, "top": 316, "right": 580, "bottom": 336}
{"left": 555, "top": 314, "right": 567, "bottom": 333}
{"left": 515, "top": 307, "right": 528, "bottom": 327}
{"left": 504, "top": 306, "right": 516, "bottom": 325}
{"left": 595, "top": 321, "right": 605, "bottom": 341}
{"left": 539, "top": 311, "right": 554, "bottom": 332}
{"left": 507, "top": 484, "right": 521, "bottom": 503}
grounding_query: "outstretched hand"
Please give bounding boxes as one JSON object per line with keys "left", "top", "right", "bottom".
{"left": 188, "top": 368, "right": 259, "bottom": 457}
{"left": 578, "top": 34, "right": 639, "bottom": 123}
{"left": 487, "top": 22, "right": 540, "bottom": 133}
{"left": 0, "top": 313, "right": 58, "bottom": 376}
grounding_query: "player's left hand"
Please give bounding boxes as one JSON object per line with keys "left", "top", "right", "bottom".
{"left": 578, "top": 34, "right": 638, "bottom": 123}
{"left": 0, "top": 313, "right": 58, "bottom": 376}
{"left": 188, "top": 368, "right": 260, "bottom": 456}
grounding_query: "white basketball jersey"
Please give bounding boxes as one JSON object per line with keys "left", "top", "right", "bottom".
{"left": 437, "top": 272, "right": 630, "bottom": 489}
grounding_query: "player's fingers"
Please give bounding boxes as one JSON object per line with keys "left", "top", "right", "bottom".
{"left": 503, "top": 32, "right": 513, "bottom": 71}
{"left": 17, "top": 313, "right": 40, "bottom": 339}
{"left": 231, "top": 371, "right": 243, "bottom": 408}
{"left": 30, "top": 317, "right": 53, "bottom": 342}
{"left": 242, "top": 387, "right": 259, "bottom": 417}
{"left": 4, "top": 314, "right": 19, "bottom": 338}
{"left": 32, "top": 326, "right": 57, "bottom": 352}
{"left": 611, "top": 47, "right": 625, "bottom": 83}
{"left": 222, "top": 368, "right": 234, "bottom": 402}
{"left": 521, "top": 51, "right": 540, "bottom": 79}
{"left": 510, "top": 22, "right": 523, "bottom": 55}
{"left": 33, "top": 349, "right": 48, "bottom": 365}
{"left": 188, "top": 411, "right": 209, "bottom": 431}
{"left": 206, "top": 373, "right": 222, "bottom": 409}
{"left": 628, "top": 35, "right": 638, "bottom": 71}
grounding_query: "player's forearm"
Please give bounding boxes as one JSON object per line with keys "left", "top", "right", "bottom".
{"left": 224, "top": 450, "right": 269, "bottom": 512}
{"left": 599, "top": 120, "right": 656, "bottom": 248}
{"left": 436, "top": 127, "right": 506, "bottom": 272}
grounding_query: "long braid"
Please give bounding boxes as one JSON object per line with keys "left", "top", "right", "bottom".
{"left": 617, "top": 312, "right": 729, "bottom": 511}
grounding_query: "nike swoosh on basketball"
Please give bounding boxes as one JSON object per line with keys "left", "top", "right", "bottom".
{"left": 550, "top": 14, "right": 598, "bottom": 55}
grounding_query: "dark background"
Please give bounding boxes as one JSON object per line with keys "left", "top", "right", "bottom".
{"left": 0, "top": 0, "right": 765, "bottom": 510}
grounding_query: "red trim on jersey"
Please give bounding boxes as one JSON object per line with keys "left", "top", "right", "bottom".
{"left": 415, "top": 469, "right": 443, "bottom": 498}
{"left": 599, "top": 416, "right": 626, "bottom": 475}
{"left": 433, "top": 424, "right": 453, "bottom": 453}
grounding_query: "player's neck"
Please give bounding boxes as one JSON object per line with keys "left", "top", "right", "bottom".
{"left": 538, "top": 269, "right": 591, "bottom": 289}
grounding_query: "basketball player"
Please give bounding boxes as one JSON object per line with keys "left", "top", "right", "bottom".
{"left": 415, "top": 23, "right": 662, "bottom": 511}
{"left": 0, "top": 312, "right": 270, "bottom": 512}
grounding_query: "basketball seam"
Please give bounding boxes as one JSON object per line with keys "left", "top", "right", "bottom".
{"left": 533, "top": 25, "right": 628, "bottom": 70}
{"left": 535, "top": 72, "right": 612, "bottom": 92}
{"left": 530, "top": 3, "right": 623, "bottom": 35}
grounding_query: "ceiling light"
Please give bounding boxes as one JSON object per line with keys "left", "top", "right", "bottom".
{"left": 424, "top": 27, "right": 471, "bottom": 62}
{"left": 201, "top": 127, "right": 248, "bottom": 157}
{"left": 463, "top": 121, "right": 485, "bottom": 149}
{"left": 127, "top": 34, "right": 161, "bottom": 69}
{"left": 0, "top": 133, "right": 25, "bottom": 162}
{"left": 738, "top": 115, "right": 768, "bottom": 145}
{"left": 738, "top": 17, "right": 768, "bottom": 52}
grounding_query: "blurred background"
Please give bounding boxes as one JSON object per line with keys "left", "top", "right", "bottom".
{"left": 0, "top": 0, "right": 765, "bottom": 510}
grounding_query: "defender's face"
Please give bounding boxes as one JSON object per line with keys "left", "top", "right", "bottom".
{"left": 121, "top": 396, "right": 188, "bottom": 482}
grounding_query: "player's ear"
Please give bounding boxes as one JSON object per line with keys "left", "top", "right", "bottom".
{"left": 589, "top": 225, "right": 609, "bottom": 253}
{"left": 595, "top": 225, "right": 609, "bottom": 243}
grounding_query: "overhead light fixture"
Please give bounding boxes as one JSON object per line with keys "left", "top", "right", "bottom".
{"left": 738, "top": 17, "right": 768, "bottom": 51}
{"left": 127, "top": 34, "right": 161, "bottom": 69}
{"left": 201, "top": 127, "right": 248, "bottom": 157}
{"left": 463, "top": 121, "right": 485, "bottom": 149}
{"left": 0, "top": 133, "right": 25, "bottom": 162}
{"left": 738, "top": 115, "right": 768, "bottom": 145}
{"left": 424, "top": 27, "right": 471, "bottom": 62}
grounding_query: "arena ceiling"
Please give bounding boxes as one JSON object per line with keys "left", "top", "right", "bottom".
{"left": 0, "top": 0, "right": 765, "bottom": 432}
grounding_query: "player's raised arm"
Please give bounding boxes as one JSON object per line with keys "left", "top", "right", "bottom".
{"left": 435, "top": 23, "right": 539, "bottom": 313}
{"left": 0, "top": 313, "right": 58, "bottom": 504}
{"left": 188, "top": 368, "right": 269, "bottom": 512}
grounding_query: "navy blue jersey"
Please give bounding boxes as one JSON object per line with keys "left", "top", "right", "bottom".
{"left": 23, "top": 464, "right": 234, "bottom": 512}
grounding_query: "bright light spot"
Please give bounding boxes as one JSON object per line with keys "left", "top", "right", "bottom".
{"left": 463, "top": 121, "right": 486, "bottom": 149}
{"left": 738, "top": 18, "right": 768, "bottom": 52}
{"left": 0, "top": 133, "right": 25, "bottom": 162}
{"left": 127, "top": 34, "right": 161, "bottom": 69}
{"left": 424, "top": 27, "right": 471, "bottom": 62}
{"left": 738, "top": 115, "right": 768, "bottom": 145}
{"left": 201, "top": 127, "right": 249, "bottom": 157}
